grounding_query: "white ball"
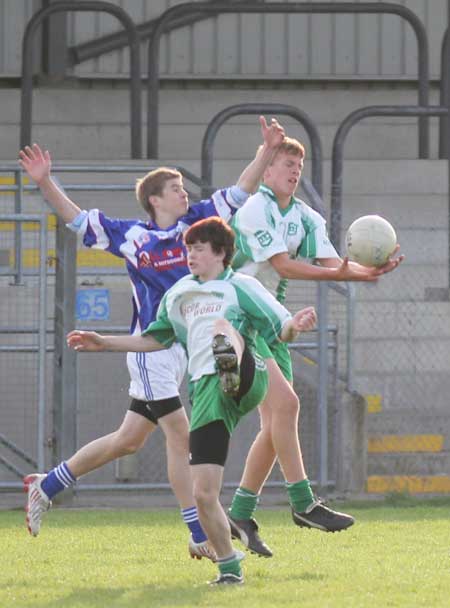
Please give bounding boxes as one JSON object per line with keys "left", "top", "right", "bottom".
{"left": 345, "top": 215, "right": 397, "bottom": 267}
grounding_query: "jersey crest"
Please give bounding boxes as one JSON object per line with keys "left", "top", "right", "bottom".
{"left": 255, "top": 229, "right": 273, "bottom": 247}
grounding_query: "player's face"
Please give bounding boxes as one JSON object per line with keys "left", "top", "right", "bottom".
{"left": 158, "top": 177, "right": 189, "bottom": 217}
{"left": 264, "top": 152, "right": 304, "bottom": 200}
{"left": 186, "top": 241, "right": 225, "bottom": 280}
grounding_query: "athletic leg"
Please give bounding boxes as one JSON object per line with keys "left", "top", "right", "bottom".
{"left": 191, "top": 463, "right": 231, "bottom": 557}
{"left": 67, "top": 410, "right": 154, "bottom": 477}
{"left": 157, "top": 407, "right": 216, "bottom": 561}
{"left": 264, "top": 359, "right": 305, "bottom": 482}
{"left": 189, "top": 416, "right": 244, "bottom": 583}
{"left": 230, "top": 359, "right": 354, "bottom": 544}
{"left": 234, "top": 399, "right": 277, "bottom": 495}
{"left": 24, "top": 409, "right": 154, "bottom": 536}
{"left": 158, "top": 408, "right": 192, "bottom": 508}
{"left": 227, "top": 363, "right": 300, "bottom": 557}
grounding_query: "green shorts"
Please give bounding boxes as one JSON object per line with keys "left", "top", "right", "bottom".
{"left": 189, "top": 348, "right": 268, "bottom": 435}
{"left": 256, "top": 335, "right": 293, "bottom": 382}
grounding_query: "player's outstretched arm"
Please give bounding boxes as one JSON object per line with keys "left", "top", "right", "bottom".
{"left": 235, "top": 116, "right": 285, "bottom": 194}
{"left": 19, "top": 143, "right": 81, "bottom": 224}
{"left": 280, "top": 306, "right": 317, "bottom": 342}
{"left": 66, "top": 330, "right": 165, "bottom": 353}
{"left": 270, "top": 247, "right": 404, "bottom": 282}
{"left": 320, "top": 246, "right": 404, "bottom": 280}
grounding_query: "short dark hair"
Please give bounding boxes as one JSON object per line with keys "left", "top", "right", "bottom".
{"left": 184, "top": 217, "right": 235, "bottom": 268}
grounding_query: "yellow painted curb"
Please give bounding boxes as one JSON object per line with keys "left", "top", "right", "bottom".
{"left": 365, "top": 394, "right": 382, "bottom": 414}
{"left": 6, "top": 248, "right": 124, "bottom": 268}
{"left": 368, "top": 434, "right": 444, "bottom": 453}
{"left": 0, "top": 215, "right": 56, "bottom": 231}
{"left": 367, "top": 475, "right": 450, "bottom": 494}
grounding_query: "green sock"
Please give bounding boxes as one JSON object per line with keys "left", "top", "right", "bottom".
{"left": 286, "top": 478, "right": 314, "bottom": 513}
{"left": 228, "top": 487, "right": 259, "bottom": 520}
{"left": 218, "top": 556, "right": 242, "bottom": 577}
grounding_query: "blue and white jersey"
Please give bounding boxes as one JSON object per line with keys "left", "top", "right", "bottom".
{"left": 74, "top": 188, "right": 244, "bottom": 334}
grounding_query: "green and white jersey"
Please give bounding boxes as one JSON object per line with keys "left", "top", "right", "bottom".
{"left": 232, "top": 184, "right": 338, "bottom": 301}
{"left": 142, "top": 267, "right": 292, "bottom": 382}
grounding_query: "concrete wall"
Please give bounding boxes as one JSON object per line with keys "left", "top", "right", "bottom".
{"left": 0, "top": 83, "right": 443, "bottom": 163}
{"left": 1, "top": 0, "right": 448, "bottom": 80}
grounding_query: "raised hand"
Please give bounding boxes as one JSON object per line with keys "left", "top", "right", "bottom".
{"left": 260, "top": 115, "right": 285, "bottom": 149}
{"left": 18, "top": 143, "right": 51, "bottom": 185}
{"left": 67, "top": 330, "right": 105, "bottom": 352}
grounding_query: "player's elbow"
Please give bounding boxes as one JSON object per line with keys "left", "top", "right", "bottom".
{"left": 277, "top": 266, "right": 293, "bottom": 279}
{"left": 271, "top": 259, "right": 293, "bottom": 279}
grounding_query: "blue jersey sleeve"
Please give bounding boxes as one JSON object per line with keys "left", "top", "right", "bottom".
{"left": 188, "top": 187, "right": 249, "bottom": 223}
{"left": 77, "top": 209, "right": 142, "bottom": 258}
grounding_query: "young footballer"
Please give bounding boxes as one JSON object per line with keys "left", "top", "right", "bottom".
{"left": 67, "top": 217, "right": 320, "bottom": 585}
{"left": 18, "top": 116, "right": 285, "bottom": 560}
{"left": 227, "top": 135, "right": 404, "bottom": 556}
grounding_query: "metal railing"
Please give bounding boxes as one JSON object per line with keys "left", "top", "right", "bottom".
{"left": 440, "top": 27, "right": 450, "bottom": 159}
{"left": 0, "top": 214, "right": 48, "bottom": 481}
{"left": 20, "top": 1, "right": 142, "bottom": 158}
{"left": 68, "top": 0, "right": 265, "bottom": 65}
{"left": 200, "top": 103, "right": 323, "bottom": 198}
{"left": 147, "top": 1, "right": 430, "bottom": 159}
{"left": 330, "top": 105, "right": 449, "bottom": 253}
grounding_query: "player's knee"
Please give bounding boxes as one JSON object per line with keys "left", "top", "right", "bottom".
{"left": 277, "top": 391, "right": 300, "bottom": 417}
{"left": 164, "top": 424, "right": 189, "bottom": 451}
{"left": 193, "top": 483, "right": 217, "bottom": 510}
{"left": 112, "top": 432, "right": 145, "bottom": 456}
{"left": 213, "top": 318, "right": 232, "bottom": 335}
{"left": 256, "top": 423, "right": 273, "bottom": 442}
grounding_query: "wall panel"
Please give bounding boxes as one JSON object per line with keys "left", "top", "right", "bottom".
{"left": 0, "top": 0, "right": 448, "bottom": 80}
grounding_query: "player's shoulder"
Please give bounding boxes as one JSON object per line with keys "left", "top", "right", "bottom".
{"left": 165, "top": 273, "right": 195, "bottom": 301}
{"left": 93, "top": 209, "right": 145, "bottom": 226}
{"left": 171, "top": 273, "right": 195, "bottom": 288}
{"left": 242, "top": 190, "right": 267, "bottom": 208}
{"left": 230, "top": 270, "right": 264, "bottom": 290}
{"left": 294, "top": 196, "right": 326, "bottom": 222}
{"left": 235, "top": 191, "right": 269, "bottom": 219}
{"left": 179, "top": 202, "right": 210, "bottom": 224}
{"left": 294, "top": 195, "right": 319, "bottom": 213}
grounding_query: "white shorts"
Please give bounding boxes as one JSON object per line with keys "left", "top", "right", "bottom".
{"left": 126, "top": 342, "right": 187, "bottom": 402}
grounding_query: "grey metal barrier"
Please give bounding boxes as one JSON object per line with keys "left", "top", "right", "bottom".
{"left": 20, "top": 1, "right": 142, "bottom": 159}
{"left": 68, "top": 0, "right": 265, "bottom": 66}
{"left": 439, "top": 28, "right": 450, "bottom": 159}
{"left": 147, "top": 1, "right": 430, "bottom": 159}
{"left": 0, "top": 213, "right": 48, "bottom": 488}
{"left": 330, "top": 105, "right": 449, "bottom": 254}
{"left": 200, "top": 103, "right": 323, "bottom": 199}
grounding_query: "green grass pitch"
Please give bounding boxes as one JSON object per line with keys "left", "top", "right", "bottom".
{"left": 1, "top": 499, "right": 449, "bottom": 607}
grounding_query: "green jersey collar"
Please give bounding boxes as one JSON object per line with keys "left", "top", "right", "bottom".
{"left": 259, "top": 184, "right": 296, "bottom": 216}
{"left": 217, "top": 267, "right": 233, "bottom": 281}
{"left": 191, "top": 267, "right": 233, "bottom": 283}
